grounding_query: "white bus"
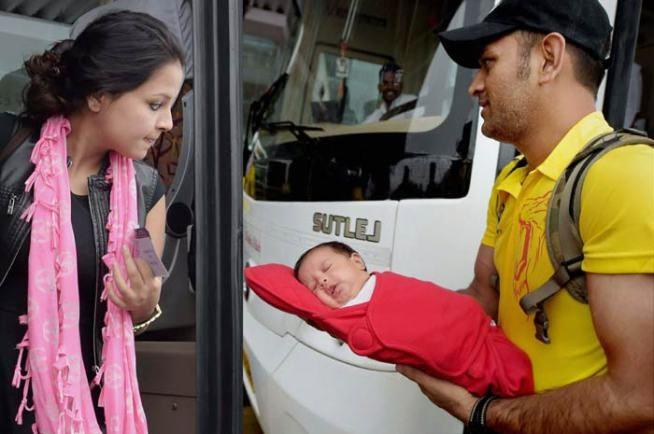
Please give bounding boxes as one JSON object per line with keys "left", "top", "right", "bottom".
{"left": 242, "top": 0, "right": 651, "bottom": 433}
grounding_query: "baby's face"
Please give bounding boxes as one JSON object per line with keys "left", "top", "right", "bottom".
{"left": 297, "top": 247, "right": 370, "bottom": 308}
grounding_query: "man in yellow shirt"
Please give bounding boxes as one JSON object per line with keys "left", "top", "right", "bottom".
{"left": 397, "top": 1, "right": 654, "bottom": 433}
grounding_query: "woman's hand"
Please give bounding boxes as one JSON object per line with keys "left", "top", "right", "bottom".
{"left": 109, "top": 245, "right": 162, "bottom": 323}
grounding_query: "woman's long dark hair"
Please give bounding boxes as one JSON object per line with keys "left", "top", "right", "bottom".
{"left": 22, "top": 10, "right": 185, "bottom": 124}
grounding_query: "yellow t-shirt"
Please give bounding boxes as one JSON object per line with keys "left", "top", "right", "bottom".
{"left": 481, "top": 112, "right": 654, "bottom": 392}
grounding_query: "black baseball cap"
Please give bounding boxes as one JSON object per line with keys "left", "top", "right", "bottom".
{"left": 438, "top": 0, "right": 612, "bottom": 68}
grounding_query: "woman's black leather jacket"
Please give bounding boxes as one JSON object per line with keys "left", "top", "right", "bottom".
{"left": 0, "top": 121, "right": 159, "bottom": 371}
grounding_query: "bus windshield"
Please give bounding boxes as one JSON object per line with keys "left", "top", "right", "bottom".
{"left": 245, "top": 0, "right": 492, "bottom": 202}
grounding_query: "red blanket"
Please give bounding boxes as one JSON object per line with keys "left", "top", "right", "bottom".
{"left": 245, "top": 264, "right": 533, "bottom": 397}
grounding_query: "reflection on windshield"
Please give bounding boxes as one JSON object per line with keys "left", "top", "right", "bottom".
{"left": 244, "top": 0, "right": 493, "bottom": 202}
{"left": 310, "top": 51, "right": 385, "bottom": 124}
{"left": 255, "top": 0, "right": 467, "bottom": 130}
{"left": 242, "top": 3, "right": 302, "bottom": 137}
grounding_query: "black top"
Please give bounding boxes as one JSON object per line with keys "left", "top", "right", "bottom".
{"left": 0, "top": 177, "right": 165, "bottom": 433}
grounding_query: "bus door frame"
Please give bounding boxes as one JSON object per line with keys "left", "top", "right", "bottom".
{"left": 194, "top": 1, "right": 243, "bottom": 433}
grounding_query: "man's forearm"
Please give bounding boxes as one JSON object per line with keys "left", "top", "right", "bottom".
{"left": 458, "top": 279, "right": 498, "bottom": 319}
{"left": 486, "top": 375, "right": 654, "bottom": 434}
{"left": 457, "top": 244, "right": 499, "bottom": 319}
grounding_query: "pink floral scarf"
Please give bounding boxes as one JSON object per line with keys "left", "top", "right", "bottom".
{"left": 12, "top": 116, "right": 148, "bottom": 433}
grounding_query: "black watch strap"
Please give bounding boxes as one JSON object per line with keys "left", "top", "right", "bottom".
{"left": 466, "top": 392, "right": 498, "bottom": 434}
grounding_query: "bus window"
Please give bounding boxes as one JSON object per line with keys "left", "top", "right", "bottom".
{"left": 242, "top": 3, "right": 302, "bottom": 138}
{"left": 630, "top": 1, "right": 653, "bottom": 137}
{"left": 245, "top": 0, "right": 487, "bottom": 202}
{"left": 309, "top": 47, "right": 389, "bottom": 124}
{"left": 603, "top": 0, "right": 654, "bottom": 139}
{"left": 0, "top": 11, "right": 72, "bottom": 113}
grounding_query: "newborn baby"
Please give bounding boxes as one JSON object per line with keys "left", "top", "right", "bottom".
{"left": 294, "top": 241, "right": 372, "bottom": 308}
{"left": 246, "top": 241, "right": 534, "bottom": 397}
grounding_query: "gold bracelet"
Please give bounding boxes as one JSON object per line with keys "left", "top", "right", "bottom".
{"left": 133, "top": 304, "right": 162, "bottom": 334}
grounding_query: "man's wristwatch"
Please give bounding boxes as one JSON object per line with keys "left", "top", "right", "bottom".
{"left": 133, "top": 304, "right": 162, "bottom": 334}
{"left": 466, "top": 392, "right": 498, "bottom": 434}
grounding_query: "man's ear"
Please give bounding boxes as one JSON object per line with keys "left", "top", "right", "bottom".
{"left": 377, "top": 83, "right": 383, "bottom": 93}
{"left": 86, "top": 92, "right": 110, "bottom": 113}
{"left": 537, "top": 32, "right": 566, "bottom": 85}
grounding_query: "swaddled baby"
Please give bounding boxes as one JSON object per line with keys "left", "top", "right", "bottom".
{"left": 291, "top": 241, "right": 534, "bottom": 397}
{"left": 294, "top": 241, "right": 374, "bottom": 308}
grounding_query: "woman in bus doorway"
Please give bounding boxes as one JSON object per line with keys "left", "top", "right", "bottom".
{"left": 0, "top": 11, "right": 184, "bottom": 434}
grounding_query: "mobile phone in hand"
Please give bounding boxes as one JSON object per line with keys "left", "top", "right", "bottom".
{"left": 134, "top": 227, "right": 169, "bottom": 280}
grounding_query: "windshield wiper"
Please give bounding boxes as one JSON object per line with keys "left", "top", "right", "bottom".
{"left": 244, "top": 73, "right": 290, "bottom": 168}
{"left": 245, "top": 73, "right": 288, "bottom": 141}
{"left": 260, "top": 121, "right": 324, "bottom": 147}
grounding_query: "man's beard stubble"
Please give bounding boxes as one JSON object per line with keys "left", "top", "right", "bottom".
{"left": 480, "top": 70, "right": 534, "bottom": 145}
